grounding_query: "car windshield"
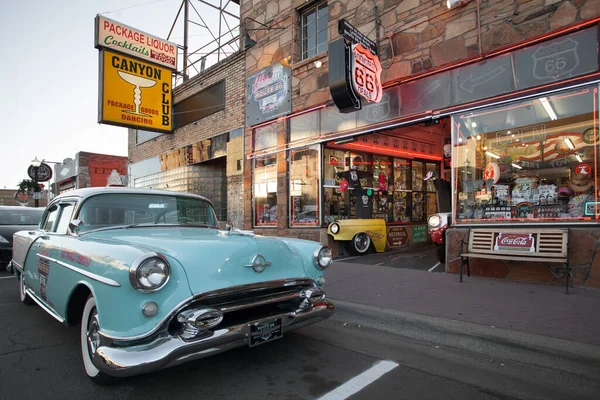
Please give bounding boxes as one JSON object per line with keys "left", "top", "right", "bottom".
{"left": 77, "top": 193, "right": 219, "bottom": 232}
{"left": 0, "top": 208, "right": 44, "bottom": 225}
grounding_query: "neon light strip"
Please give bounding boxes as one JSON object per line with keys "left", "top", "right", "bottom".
{"left": 332, "top": 142, "right": 443, "bottom": 161}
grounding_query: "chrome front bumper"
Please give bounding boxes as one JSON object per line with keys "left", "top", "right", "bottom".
{"left": 93, "top": 299, "right": 334, "bottom": 377}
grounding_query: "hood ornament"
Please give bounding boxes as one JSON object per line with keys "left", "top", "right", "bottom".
{"left": 245, "top": 254, "right": 271, "bottom": 273}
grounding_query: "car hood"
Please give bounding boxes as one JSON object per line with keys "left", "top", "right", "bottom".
{"left": 84, "top": 227, "right": 308, "bottom": 293}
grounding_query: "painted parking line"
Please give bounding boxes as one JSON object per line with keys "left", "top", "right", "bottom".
{"left": 334, "top": 256, "right": 364, "bottom": 262}
{"left": 428, "top": 262, "right": 441, "bottom": 272}
{"left": 0, "top": 275, "right": 16, "bottom": 280}
{"left": 317, "top": 360, "right": 399, "bottom": 400}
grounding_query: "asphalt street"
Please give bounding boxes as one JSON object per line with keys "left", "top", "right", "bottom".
{"left": 2, "top": 259, "right": 599, "bottom": 400}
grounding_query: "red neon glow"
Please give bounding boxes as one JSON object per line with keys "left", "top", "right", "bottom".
{"left": 439, "top": 72, "right": 600, "bottom": 115}
{"left": 595, "top": 88, "right": 598, "bottom": 218}
{"left": 334, "top": 142, "right": 443, "bottom": 161}
{"left": 459, "top": 89, "right": 590, "bottom": 120}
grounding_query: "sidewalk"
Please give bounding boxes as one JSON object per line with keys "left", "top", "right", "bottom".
{"left": 323, "top": 260, "right": 600, "bottom": 347}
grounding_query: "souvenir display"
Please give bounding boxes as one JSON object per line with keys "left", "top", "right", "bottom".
{"left": 568, "top": 194, "right": 593, "bottom": 217}
{"left": 483, "top": 162, "right": 500, "bottom": 184}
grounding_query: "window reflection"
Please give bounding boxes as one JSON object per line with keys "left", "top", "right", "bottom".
{"left": 452, "top": 85, "right": 599, "bottom": 223}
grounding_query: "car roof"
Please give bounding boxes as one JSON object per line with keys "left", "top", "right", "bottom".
{"left": 51, "top": 187, "right": 212, "bottom": 205}
{"left": 0, "top": 205, "right": 44, "bottom": 212}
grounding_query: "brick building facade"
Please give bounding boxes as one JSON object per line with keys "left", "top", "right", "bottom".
{"left": 53, "top": 152, "right": 128, "bottom": 196}
{"left": 127, "top": 51, "right": 246, "bottom": 228}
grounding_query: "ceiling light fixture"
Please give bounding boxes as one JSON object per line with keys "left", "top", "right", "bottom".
{"left": 564, "top": 137, "right": 575, "bottom": 150}
{"left": 485, "top": 151, "right": 501, "bottom": 159}
{"left": 511, "top": 163, "right": 523, "bottom": 169}
{"left": 539, "top": 97, "right": 558, "bottom": 120}
{"left": 575, "top": 154, "right": 583, "bottom": 163}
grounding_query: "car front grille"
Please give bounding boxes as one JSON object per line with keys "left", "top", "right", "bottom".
{"left": 169, "top": 278, "right": 316, "bottom": 332}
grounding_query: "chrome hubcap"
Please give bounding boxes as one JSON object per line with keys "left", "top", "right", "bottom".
{"left": 87, "top": 312, "right": 100, "bottom": 356}
{"left": 354, "top": 234, "right": 369, "bottom": 251}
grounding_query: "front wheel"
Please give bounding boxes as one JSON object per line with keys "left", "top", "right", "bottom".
{"left": 348, "top": 232, "right": 372, "bottom": 255}
{"left": 19, "top": 272, "right": 33, "bottom": 305}
{"left": 81, "top": 295, "right": 114, "bottom": 385}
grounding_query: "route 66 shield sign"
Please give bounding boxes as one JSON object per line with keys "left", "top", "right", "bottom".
{"left": 351, "top": 43, "right": 383, "bottom": 103}
{"left": 532, "top": 37, "right": 579, "bottom": 80}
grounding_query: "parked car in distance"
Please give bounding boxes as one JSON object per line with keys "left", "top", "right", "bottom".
{"left": 9, "top": 187, "right": 334, "bottom": 383}
{"left": 0, "top": 206, "right": 44, "bottom": 267}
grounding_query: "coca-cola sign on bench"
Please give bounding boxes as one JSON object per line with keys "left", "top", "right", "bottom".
{"left": 494, "top": 233, "right": 535, "bottom": 252}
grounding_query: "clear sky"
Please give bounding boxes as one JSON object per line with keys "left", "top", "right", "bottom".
{"left": 0, "top": 0, "right": 237, "bottom": 189}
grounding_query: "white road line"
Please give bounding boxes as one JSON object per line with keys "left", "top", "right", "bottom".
{"left": 428, "top": 262, "right": 441, "bottom": 272}
{"left": 0, "top": 275, "right": 16, "bottom": 280}
{"left": 334, "top": 256, "right": 363, "bottom": 262}
{"left": 317, "top": 360, "right": 399, "bottom": 400}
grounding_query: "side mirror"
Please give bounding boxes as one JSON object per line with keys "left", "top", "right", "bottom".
{"left": 69, "top": 219, "right": 83, "bottom": 235}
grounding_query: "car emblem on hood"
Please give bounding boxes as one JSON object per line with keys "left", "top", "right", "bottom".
{"left": 245, "top": 254, "right": 271, "bottom": 273}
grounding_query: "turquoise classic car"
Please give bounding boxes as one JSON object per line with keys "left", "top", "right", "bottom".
{"left": 8, "top": 187, "right": 334, "bottom": 383}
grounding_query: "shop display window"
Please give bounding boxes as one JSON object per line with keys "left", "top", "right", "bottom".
{"left": 290, "top": 147, "right": 320, "bottom": 226}
{"left": 323, "top": 149, "right": 440, "bottom": 224}
{"left": 451, "top": 85, "right": 599, "bottom": 223}
{"left": 253, "top": 155, "right": 278, "bottom": 226}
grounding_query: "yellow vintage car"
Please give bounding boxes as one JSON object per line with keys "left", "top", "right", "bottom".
{"left": 327, "top": 219, "right": 387, "bottom": 255}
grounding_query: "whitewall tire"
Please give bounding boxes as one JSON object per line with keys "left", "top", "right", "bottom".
{"left": 348, "top": 233, "right": 372, "bottom": 255}
{"left": 81, "top": 295, "right": 113, "bottom": 385}
{"left": 19, "top": 272, "right": 33, "bottom": 305}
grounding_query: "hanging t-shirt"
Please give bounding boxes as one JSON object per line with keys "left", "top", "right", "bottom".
{"left": 337, "top": 169, "right": 370, "bottom": 190}
{"left": 354, "top": 187, "right": 373, "bottom": 219}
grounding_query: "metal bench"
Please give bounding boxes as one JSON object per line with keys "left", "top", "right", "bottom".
{"left": 460, "top": 228, "right": 571, "bottom": 293}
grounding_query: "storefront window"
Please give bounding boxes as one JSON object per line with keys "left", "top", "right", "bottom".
{"left": 290, "top": 147, "right": 320, "bottom": 226}
{"left": 452, "top": 85, "right": 599, "bottom": 223}
{"left": 373, "top": 156, "right": 392, "bottom": 221}
{"left": 253, "top": 155, "right": 278, "bottom": 226}
{"left": 254, "top": 122, "right": 278, "bottom": 151}
{"left": 323, "top": 149, "right": 348, "bottom": 224}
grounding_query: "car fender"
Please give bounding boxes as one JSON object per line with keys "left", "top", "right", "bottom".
{"left": 327, "top": 219, "right": 387, "bottom": 253}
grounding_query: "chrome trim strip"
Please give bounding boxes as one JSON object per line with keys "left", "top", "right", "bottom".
{"left": 218, "top": 292, "right": 302, "bottom": 313}
{"left": 25, "top": 288, "right": 65, "bottom": 323}
{"left": 11, "top": 260, "right": 23, "bottom": 272}
{"left": 93, "top": 299, "right": 335, "bottom": 378}
{"left": 38, "top": 254, "right": 121, "bottom": 287}
{"left": 98, "top": 277, "right": 315, "bottom": 342}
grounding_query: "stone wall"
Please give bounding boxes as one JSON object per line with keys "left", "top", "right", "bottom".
{"left": 242, "top": 0, "right": 600, "bottom": 112}
{"left": 446, "top": 227, "right": 600, "bottom": 288}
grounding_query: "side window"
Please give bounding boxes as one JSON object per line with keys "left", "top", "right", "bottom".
{"left": 55, "top": 204, "right": 75, "bottom": 234}
{"left": 43, "top": 206, "right": 59, "bottom": 231}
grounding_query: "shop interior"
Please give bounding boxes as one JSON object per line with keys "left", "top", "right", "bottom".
{"left": 322, "top": 120, "right": 450, "bottom": 225}
{"left": 452, "top": 85, "right": 599, "bottom": 222}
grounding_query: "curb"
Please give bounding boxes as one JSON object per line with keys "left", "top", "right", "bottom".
{"left": 330, "top": 299, "right": 600, "bottom": 378}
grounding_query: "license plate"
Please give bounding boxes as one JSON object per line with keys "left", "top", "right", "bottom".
{"left": 248, "top": 318, "right": 282, "bottom": 347}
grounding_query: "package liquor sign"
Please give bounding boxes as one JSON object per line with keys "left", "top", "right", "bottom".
{"left": 494, "top": 233, "right": 535, "bottom": 252}
{"left": 95, "top": 15, "right": 177, "bottom": 70}
{"left": 99, "top": 50, "right": 173, "bottom": 133}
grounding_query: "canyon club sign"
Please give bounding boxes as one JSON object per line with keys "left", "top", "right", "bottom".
{"left": 95, "top": 15, "right": 177, "bottom": 70}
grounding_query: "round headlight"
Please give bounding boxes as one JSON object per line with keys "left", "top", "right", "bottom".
{"left": 330, "top": 223, "right": 340, "bottom": 234}
{"left": 428, "top": 214, "right": 441, "bottom": 229}
{"left": 314, "top": 246, "right": 333, "bottom": 270}
{"left": 130, "top": 254, "right": 171, "bottom": 292}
